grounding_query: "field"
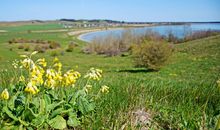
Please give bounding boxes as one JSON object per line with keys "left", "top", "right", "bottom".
{"left": 0, "top": 23, "right": 220, "bottom": 129}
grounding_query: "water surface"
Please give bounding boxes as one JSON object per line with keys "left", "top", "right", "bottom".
{"left": 79, "top": 23, "right": 220, "bottom": 42}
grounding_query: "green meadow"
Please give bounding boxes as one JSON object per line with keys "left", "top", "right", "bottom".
{"left": 0, "top": 23, "right": 220, "bottom": 129}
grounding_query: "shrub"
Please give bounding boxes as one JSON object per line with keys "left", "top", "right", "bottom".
{"left": 24, "top": 44, "right": 30, "bottom": 51}
{"left": 132, "top": 40, "right": 173, "bottom": 70}
{"left": 34, "top": 45, "right": 46, "bottom": 53}
{"left": 66, "top": 42, "right": 77, "bottom": 52}
{"left": 50, "top": 50, "right": 60, "bottom": 57}
{"left": 49, "top": 41, "right": 61, "bottom": 49}
{"left": 18, "top": 44, "right": 24, "bottom": 49}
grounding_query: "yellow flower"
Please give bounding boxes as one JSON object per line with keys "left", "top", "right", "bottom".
{"left": 19, "top": 75, "right": 25, "bottom": 83}
{"left": 53, "top": 57, "right": 59, "bottom": 63}
{"left": 84, "top": 68, "right": 102, "bottom": 80}
{"left": 54, "top": 62, "right": 62, "bottom": 72}
{"left": 24, "top": 82, "right": 39, "bottom": 95}
{"left": 100, "top": 85, "right": 109, "bottom": 93}
{"left": 62, "top": 70, "right": 80, "bottom": 87}
{"left": 36, "top": 58, "right": 47, "bottom": 67}
{"left": 1, "top": 89, "right": 9, "bottom": 100}
{"left": 85, "top": 85, "right": 92, "bottom": 93}
{"left": 31, "top": 51, "right": 38, "bottom": 56}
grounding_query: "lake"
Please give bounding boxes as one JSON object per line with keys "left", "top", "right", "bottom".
{"left": 79, "top": 23, "right": 220, "bottom": 42}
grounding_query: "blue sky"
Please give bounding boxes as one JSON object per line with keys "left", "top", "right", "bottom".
{"left": 1, "top": 0, "right": 220, "bottom": 22}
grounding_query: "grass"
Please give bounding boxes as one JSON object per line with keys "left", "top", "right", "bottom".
{"left": 0, "top": 24, "right": 220, "bottom": 129}
{"left": 0, "top": 23, "right": 64, "bottom": 32}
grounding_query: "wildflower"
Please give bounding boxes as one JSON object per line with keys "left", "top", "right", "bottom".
{"left": 84, "top": 68, "right": 102, "bottom": 80}
{"left": 53, "top": 57, "right": 59, "bottom": 63}
{"left": 36, "top": 58, "right": 47, "bottom": 67}
{"left": 24, "top": 82, "right": 39, "bottom": 95}
{"left": 54, "top": 62, "right": 62, "bottom": 72}
{"left": 100, "top": 85, "right": 109, "bottom": 93}
{"left": 21, "top": 58, "right": 33, "bottom": 69}
{"left": 19, "top": 75, "right": 25, "bottom": 83}
{"left": 85, "top": 85, "right": 92, "bottom": 93}
{"left": 31, "top": 51, "right": 38, "bottom": 56}
{"left": 12, "top": 60, "right": 19, "bottom": 69}
{"left": 1, "top": 89, "right": 9, "bottom": 100}
{"left": 62, "top": 70, "right": 81, "bottom": 87}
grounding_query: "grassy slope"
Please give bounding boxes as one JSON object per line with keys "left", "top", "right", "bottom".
{"left": 0, "top": 23, "right": 63, "bottom": 32}
{"left": 0, "top": 24, "right": 220, "bottom": 129}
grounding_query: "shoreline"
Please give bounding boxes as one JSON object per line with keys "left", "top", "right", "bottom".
{"left": 72, "top": 24, "right": 157, "bottom": 42}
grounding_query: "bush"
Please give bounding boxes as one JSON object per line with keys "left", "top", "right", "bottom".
{"left": 50, "top": 50, "right": 60, "bottom": 57}
{"left": 24, "top": 44, "right": 30, "bottom": 51}
{"left": 48, "top": 41, "right": 61, "bottom": 49}
{"left": 34, "top": 45, "right": 46, "bottom": 53}
{"left": 66, "top": 42, "right": 77, "bottom": 52}
{"left": 18, "top": 44, "right": 24, "bottom": 49}
{"left": 132, "top": 41, "right": 173, "bottom": 70}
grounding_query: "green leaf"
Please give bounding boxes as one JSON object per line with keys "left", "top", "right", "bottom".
{"left": 48, "top": 115, "right": 67, "bottom": 129}
{"left": 8, "top": 95, "right": 17, "bottom": 110}
{"left": 23, "top": 108, "right": 37, "bottom": 121}
{"left": 47, "top": 100, "right": 65, "bottom": 112}
{"left": 31, "top": 114, "right": 47, "bottom": 128}
{"left": 216, "top": 116, "right": 220, "bottom": 130}
{"left": 67, "top": 113, "right": 80, "bottom": 127}
{"left": 77, "top": 97, "right": 95, "bottom": 114}
{"left": 3, "top": 106, "right": 18, "bottom": 121}
{"left": 50, "top": 108, "right": 64, "bottom": 118}
{"left": 39, "top": 98, "right": 46, "bottom": 114}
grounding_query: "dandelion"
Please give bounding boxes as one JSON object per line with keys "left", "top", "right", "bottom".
{"left": 100, "top": 85, "right": 109, "bottom": 93}
{"left": 1, "top": 89, "right": 9, "bottom": 100}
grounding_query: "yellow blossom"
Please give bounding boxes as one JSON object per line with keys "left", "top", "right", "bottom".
{"left": 100, "top": 85, "right": 109, "bottom": 93}
{"left": 53, "top": 57, "right": 59, "bottom": 63}
{"left": 36, "top": 58, "right": 47, "bottom": 67}
{"left": 19, "top": 75, "right": 25, "bottom": 83}
{"left": 85, "top": 85, "right": 92, "bottom": 93}
{"left": 84, "top": 68, "right": 102, "bottom": 80}
{"left": 31, "top": 51, "right": 38, "bottom": 56}
{"left": 24, "top": 82, "right": 39, "bottom": 95}
{"left": 1, "top": 89, "right": 9, "bottom": 100}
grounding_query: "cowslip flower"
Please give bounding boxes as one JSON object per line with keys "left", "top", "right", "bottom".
{"left": 24, "top": 82, "right": 39, "bottom": 95}
{"left": 100, "top": 85, "right": 109, "bottom": 93}
{"left": 84, "top": 68, "right": 102, "bottom": 80}
{"left": 1, "top": 89, "right": 9, "bottom": 100}
{"left": 19, "top": 75, "right": 25, "bottom": 83}
{"left": 62, "top": 70, "right": 80, "bottom": 87}
{"left": 36, "top": 58, "right": 47, "bottom": 67}
{"left": 85, "top": 85, "right": 92, "bottom": 93}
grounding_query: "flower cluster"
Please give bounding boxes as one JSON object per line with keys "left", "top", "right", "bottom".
{"left": 15, "top": 51, "right": 108, "bottom": 95}
{"left": 84, "top": 68, "right": 102, "bottom": 80}
{"left": 19, "top": 51, "right": 81, "bottom": 94}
